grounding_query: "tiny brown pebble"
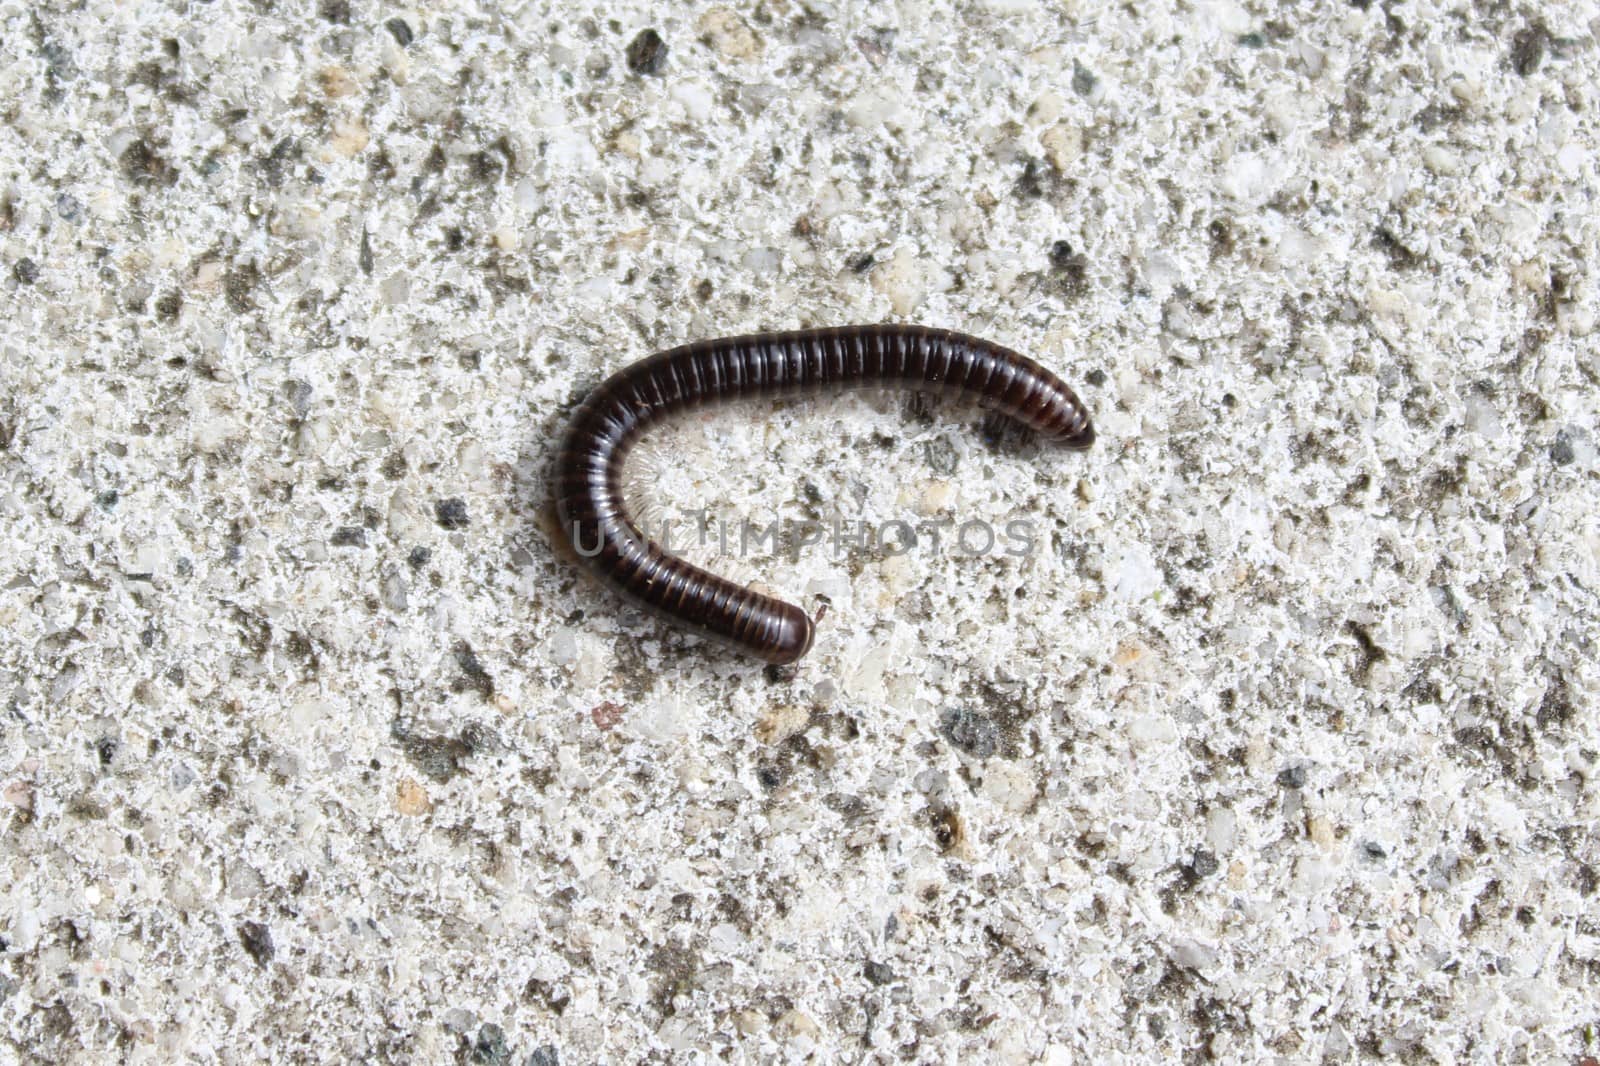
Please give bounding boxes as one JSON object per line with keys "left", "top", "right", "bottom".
{"left": 394, "top": 777, "right": 432, "bottom": 815}
{"left": 318, "top": 66, "right": 358, "bottom": 97}
{"left": 590, "top": 701, "right": 625, "bottom": 731}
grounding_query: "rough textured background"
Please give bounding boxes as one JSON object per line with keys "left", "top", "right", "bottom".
{"left": 3, "top": 0, "right": 1599, "bottom": 1062}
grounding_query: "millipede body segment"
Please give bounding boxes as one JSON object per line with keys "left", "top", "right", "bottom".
{"left": 551, "top": 324, "right": 1094, "bottom": 665}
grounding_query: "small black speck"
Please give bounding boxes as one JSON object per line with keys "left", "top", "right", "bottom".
{"left": 527, "top": 1047, "right": 561, "bottom": 1066}
{"left": 1549, "top": 430, "right": 1575, "bottom": 466}
{"left": 695, "top": 279, "right": 714, "bottom": 302}
{"left": 1049, "top": 240, "right": 1088, "bottom": 298}
{"left": 940, "top": 707, "right": 1000, "bottom": 759}
{"left": 359, "top": 228, "right": 374, "bottom": 276}
{"left": 95, "top": 736, "right": 119, "bottom": 767}
{"left": 1276, "top": 764, "right": 1307, "bottom": 789}
{"left": 408, "top": 546, "right": 432, "bottom": 569}
{"left": 458, "top": 350, "right": 481, "bottom": 371}
{"left": 13, "top": 258, "right": 38, "bottom": 285}
{"left": 238, "top": 921, "right": 274, "bottom": 967}
{"left": 1189, "top": 849, "right": 1219, "bottom": 878}
{"left": 444, "top": 226, "right": 467, "bottom": 252}
{"left": 331, "top": 526, "right": 368, "bottom": 548}
{"left": 1237, "top": 32, "right": 1266, "bottom": 48}
{"left": 381, "top": 452, "right": 409, "bottom": 479}
{"left": 1221, "top": 392, "right": 1238, "bottom": 409}
{"left": 318, "top": 0, "right": 350, "bottom": 24}
{"left": 155, "top": 290, "right": 183, "bottom": 322}
{"left": 756, "top": 764, "right": 783, "bottom": 791}
{"left": 1363, "top": 841, "right": 1387, "bottom": 859}
{"left": 96, "top": 490, "right": 119, "bottom": 509}
{"left": 863, "top": 960, "right": 894, "bottom": 985}
{"left": 385, "top": 17, "right": 414, "bottom": 47}
{"left": 849, "top": 252, "right": 876, "bottom": 274}
{"left": 1084, "top": 368, "right": 1107, "bottom": 387}
{"left": 434, "top": 497, "right": 470, "bottom": 530}
{"left": 626, "top": 28, "right": 667, "bottom": 75}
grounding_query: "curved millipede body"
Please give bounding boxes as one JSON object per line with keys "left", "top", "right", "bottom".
{"left": 552, "top": 324, "right": 1094, "bottom": 665}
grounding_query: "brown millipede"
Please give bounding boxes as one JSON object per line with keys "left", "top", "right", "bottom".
{"left": 552, "top": 324, "right": 1094, "bottom": 665}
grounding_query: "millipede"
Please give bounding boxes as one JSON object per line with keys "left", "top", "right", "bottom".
{"left": 551, "top": 324, "right": 1094, "bottom": 665}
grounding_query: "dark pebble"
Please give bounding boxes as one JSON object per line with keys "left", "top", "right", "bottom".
{"left": 453, "top": 640, "right": 494, "bottom": 698}
{"left": 471, "top": 1023, "right": 509, "bottom": 1066}
{"left": 435, "top": 497, "right": 469, "bottom": 530}
{"left": 96, "top": 737, "right": 119, "bottom": 767}
{"left": 1084, "top": 368, "right": 1107, "bottom": 387}
{"left": 224, "top": 264, "right": 262, "bottom": 314}
{"left": 155, "top": 290, "right": 183, "bottom": 321}
{"left": 940, "top": 707, "right": 1000, "bottom": 759}
{"left": 385, "top": 17, "right": 414, "bottom": 46}
{"left": 1071, "top": 60, "right": 1097, "bottom": 96}
{"left": 283, "top": 379, "right": 313, "bottom": 417}
{"left": 1549, "top": 430, "right": 1575, "bottom": 466}
{"left": 393, "top": 722, "right": 471, "bottom": 783}
{"left": 238, "top": 921, "right": 274, "bottom": 967}
{"left": 626, "top": 29, "right": 667, "bottom": 75}
{"left": 120, "top": 139, "right": 171, "bottom": 186}
{"left": 1511, "top": 21, "right": 1548, "bottom": 77}
{"left": 1363, "top": 841, "right": 1387, "bottom": 859}
{"left": 408, "top": 546, "right": 432, "bottom": 569}
{"left": 756, "top": 764, "right": 783, "bottom": 791}
{"left": 331, "top": 526, "right": 368, "bottom": 548}
{"left": 13, "top": 258, "right": 38, "bottom": 285}
{"left": 527, "top": 1047, "right": 561, "bottom": 1066}
{"left": 863, "top": 960, "right": 894, "bottom": 985}
{"left": 1276, "top": 764, "right": 1307, "bottom": 789}
{"left": 1190, "top": 849, "right": 1219, "bottom": 878}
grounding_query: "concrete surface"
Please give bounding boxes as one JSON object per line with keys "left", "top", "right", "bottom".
{"left": 2, "top": 0, "right": 1598, "bottom": 1061}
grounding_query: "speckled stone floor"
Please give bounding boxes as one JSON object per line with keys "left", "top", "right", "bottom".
{"left": 2, "top": 2, "right": 1598, "bottom": 1062}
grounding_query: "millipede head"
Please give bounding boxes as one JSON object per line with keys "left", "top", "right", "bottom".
{"left": 757, "top": 602, "right": 814, "bottom": 666}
